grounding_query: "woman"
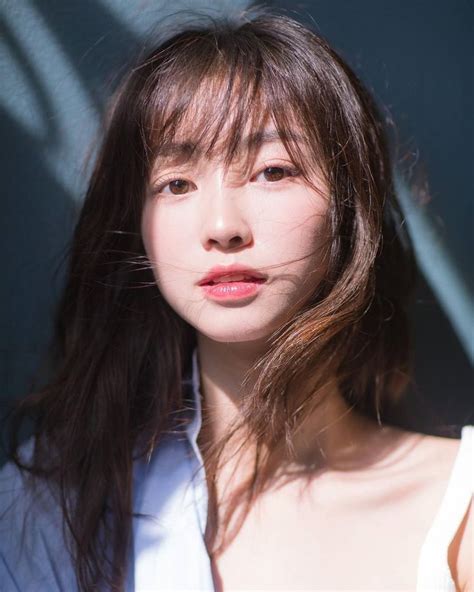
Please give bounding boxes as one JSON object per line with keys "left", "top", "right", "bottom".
{"left": 1, "top": 9, "right": 472, "bottom": 592}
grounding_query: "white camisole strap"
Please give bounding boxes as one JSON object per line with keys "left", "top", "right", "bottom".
{"left": 416, "top": 425, "right": 474, "bottom": 591}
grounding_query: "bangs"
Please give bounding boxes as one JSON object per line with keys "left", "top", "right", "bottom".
{"left": 139, "top": 28, "right": 326, "bottom": 188}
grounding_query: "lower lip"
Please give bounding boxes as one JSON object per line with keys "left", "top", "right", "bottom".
{"left": 201, "top": 279, "right": 266, "bottom": 301}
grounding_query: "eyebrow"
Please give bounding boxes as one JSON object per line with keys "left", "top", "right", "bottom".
{"left": 155, "top": 129, "right": 304, "bottom": 164}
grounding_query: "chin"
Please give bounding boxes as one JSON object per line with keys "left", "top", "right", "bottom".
{"left": 194, "top": 316, "right": 286, "bottom": 346}
{"left": 196, "top": 327, "right": 268, "bottom": 344}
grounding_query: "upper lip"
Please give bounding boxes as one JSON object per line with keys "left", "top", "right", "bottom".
{"left": 198, "top": 264, "right": 268, "bottom": 286}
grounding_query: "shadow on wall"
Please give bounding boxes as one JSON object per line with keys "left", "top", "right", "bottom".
{"left": 0, "top": 0, "right": 472, "bottom": 466}
{"left": 0, "top": 0, "right": 141, "bottom": 418}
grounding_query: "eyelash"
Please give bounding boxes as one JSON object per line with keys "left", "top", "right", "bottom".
{"left": 152, "top": 162, "right": 301, "bottom": 196}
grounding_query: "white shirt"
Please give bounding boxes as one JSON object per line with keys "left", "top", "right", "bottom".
{"left": 131, "top": 348, "right": 213, "bottom": 591}
{"left": 0, "top": 347, "right": 472, "bottom": 591}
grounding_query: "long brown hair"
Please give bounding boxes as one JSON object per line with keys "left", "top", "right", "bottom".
{"left": 4, "top": 8, "right": 416, "bottom": 591}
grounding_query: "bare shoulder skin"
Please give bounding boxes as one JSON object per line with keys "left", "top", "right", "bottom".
{"left": 209, "top": 424, "right": 467, "bottom": 591}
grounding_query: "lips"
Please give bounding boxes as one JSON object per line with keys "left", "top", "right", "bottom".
{"left": 205, "top": 274, "right": 265, "bottom": 285}
{"left": 198, "top": 264, "right": 267, "bottom": 286}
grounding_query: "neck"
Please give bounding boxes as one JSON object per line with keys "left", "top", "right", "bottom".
{"left": 194, "top": 335, "right": 389, "bottom": 480}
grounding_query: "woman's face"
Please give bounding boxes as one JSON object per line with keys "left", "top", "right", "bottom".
{"left": 141, "top": 122, "right": 330, "bottom": 344}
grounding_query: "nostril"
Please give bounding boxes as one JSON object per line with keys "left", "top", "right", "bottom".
{"left": 228, "top": 236, "right": 243, "bottom": 247}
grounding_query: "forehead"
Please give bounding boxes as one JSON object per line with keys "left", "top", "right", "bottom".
{"left": 155, "top": 127, "right": 306, "bottom": 167}
{"left": 146, "top": 66, "right": 312, "bottom": 168}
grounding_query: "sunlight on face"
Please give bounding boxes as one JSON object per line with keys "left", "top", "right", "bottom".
{"left": 141, "top": 123, "right": 330, "bottom": 344}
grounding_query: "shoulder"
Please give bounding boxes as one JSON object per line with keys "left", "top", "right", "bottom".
{"left": 414, "top": 426, "right": 472, "bottom": 591}
{"left": 444, "top": 426, "right": 473, "bottom": 592}
{"left": 413, "top": 428, "right": 466, "bottom": 472}
{"left": 395, "top": 425, "right": 472, "bottom": 590}
{"left": 0, "top": 438, "right": 78, "bottom": 591}
{"left": 382, "top": 424, "right": 469, "bottom": 479}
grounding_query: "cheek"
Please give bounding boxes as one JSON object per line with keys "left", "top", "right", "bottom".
{"left": 265, "top": 190, "right": 331, "bottom": 300}
{"left": 259, "top": 190, "right": 329, "bottom": 256}
{"left": 141, "top": 204, "right": 189, "bottom": 269}
{"left": 141, "top": 203, "right": 203, "bottom": 318}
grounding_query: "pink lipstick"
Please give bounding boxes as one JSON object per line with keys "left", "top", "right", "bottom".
{"left": 198, "top": 264, "right": 267, "bottom": 301}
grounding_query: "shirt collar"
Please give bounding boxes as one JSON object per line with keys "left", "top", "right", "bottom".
{"left": 182, "top": 346, "right": 203, "bottom": 446}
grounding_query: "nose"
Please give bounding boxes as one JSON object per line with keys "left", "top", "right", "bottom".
{"left": 199, "top": 182, "right": 252, "bottom": 252}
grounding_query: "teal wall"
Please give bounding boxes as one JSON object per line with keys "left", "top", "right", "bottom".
{"left": 277, "top": 0, "right": 473, "bottom": 430}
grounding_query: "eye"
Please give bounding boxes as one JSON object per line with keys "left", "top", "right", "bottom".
{"left": 253, "top": 166, "right": 300, "bottom": 183}
{"left": 156, "top": 178, "right": 196, "bottom": 195}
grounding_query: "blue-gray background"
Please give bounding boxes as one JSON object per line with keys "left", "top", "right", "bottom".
{"left": 0, "top": 0, "right": 472, "bottom": 453}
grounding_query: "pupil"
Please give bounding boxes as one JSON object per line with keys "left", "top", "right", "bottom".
{"left": 264, "top": 167, "right": 284, "bottom": 181}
